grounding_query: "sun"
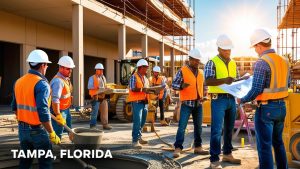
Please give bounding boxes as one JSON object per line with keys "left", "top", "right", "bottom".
{"left": 229, "top": 14, "right": 259, "bottom": 41}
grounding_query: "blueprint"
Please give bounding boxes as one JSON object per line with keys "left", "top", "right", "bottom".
{"left": 219, "top": 76, "right": 253, "bottom": 98}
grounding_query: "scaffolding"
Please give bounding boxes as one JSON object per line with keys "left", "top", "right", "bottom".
{"left": 97, "top": 0, "right": 195, "bottom": 53}
{"left": 277, "top": 0, "right": 300, "bottom": 91}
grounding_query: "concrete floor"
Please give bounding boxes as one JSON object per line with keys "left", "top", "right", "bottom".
{"left": 0, "top": 105, "right": 295, "bottom": 169}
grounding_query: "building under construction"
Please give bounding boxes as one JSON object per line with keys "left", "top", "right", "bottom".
{"left": 277, "top": 0, "right": 300, "bottom": 166}
{"left": 0, "top": 0, "right": 195, "bottom": 107}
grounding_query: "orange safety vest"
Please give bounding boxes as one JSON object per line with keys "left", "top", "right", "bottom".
{"left": 15, "top": 73, "right": 44, "bottom": 125}
{"left": 128, "top": 73, "right": 148, "bottom": 102}
{"left": 150, "top": 76, "right": 164, "bottom": 99}
{"left": 256, "top": 53, "right": 289, "bottom": 101}
{"left": 52, "top": 75, "right": 72, "bottom": 110}
{"left": 89, "top": 75, "right": 106, "bottom": 98}
{"left": 180, "top": 66, "right": 204, "bottom": 101}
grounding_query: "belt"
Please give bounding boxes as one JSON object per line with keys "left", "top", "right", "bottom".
{"left": 131, "top": 100, "right": 146, "bottom": 104}
{"left": 210, "top": 93, "right": 233, "bottom": 99}
{"left": 18, "top": 121, "right": 42, "bottom": 129}
{"left": 257, "top": 99, "right": 284, "bottom": 105}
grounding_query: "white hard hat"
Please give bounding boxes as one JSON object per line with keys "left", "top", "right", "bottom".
{"left": 26, "top": 49, "right": 52, "bottom": 64}
{"left": 188, "top": 48, "right": 203, "bottom": 60}
{"left": 216, "top": 34, "right": 234, "bottom": 50}
{"left": 153, "top": 66, "right": 161, "bottom": 73}
{"left": 137, "top": 59, "right": 149, "bottom": 67}
{"left": 58, "top": 56, "right": 75, "bottom": 68}
{"left": 95, "top": 63, "right": 104, "bottom": 69}
{"left": 250, "top": 29, "right": 271, "bottom": 47}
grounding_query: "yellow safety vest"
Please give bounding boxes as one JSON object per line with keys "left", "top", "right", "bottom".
{"left": 208, "top": 56, "right": 237, "bottom": 93}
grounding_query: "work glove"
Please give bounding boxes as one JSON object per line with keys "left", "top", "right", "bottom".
{"left": 49, "top": 131, "right": 61, "bottom": 145}
{"left": 56, "top": 114, "right": 66, "bottom": 126}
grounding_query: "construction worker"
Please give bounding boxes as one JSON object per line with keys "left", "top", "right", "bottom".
{"left": 205, "top": 34, "right": 241, "bottom": 169}
{"left": 237, "top": 29, "right": 289, "bottom": 169}
{"left": 88, "top": 63, "right": 112, "bottom": 130}
{"left": 128, "top": 59, "right": 150, "bottom": 149}
{"left": 50, "top": 56, "right": 75, "bottom": 139}
{"left": 11, "top": 49, "right": 60, "bottom": 169}
{"left": 150, "top": 66, "right": 168, "bottom": 126}
{"left": 172, "top": 48, "right": 209, "bottom": 158}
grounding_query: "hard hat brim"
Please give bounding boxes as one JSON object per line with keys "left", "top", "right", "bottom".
{"left": 218, "top": 45, "right": 233, "bottom": 50}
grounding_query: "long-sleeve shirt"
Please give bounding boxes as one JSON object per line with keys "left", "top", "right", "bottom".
{"left": 88, "top": 74, "right": 106, "bottom": 89}
{"left": 241, "top": 49, "right": 290, "bottom": 103}
{"left": 204, "top": 55, "right": 240, "bottom": 80}
{"left": 11, "top": 69, "right": 51, "bottom": 122}
{"left": 172, "top": 65, "right": 204, "bottom": 107}
{"left": 50, "top": 72, "right": 71, "bottom": 104}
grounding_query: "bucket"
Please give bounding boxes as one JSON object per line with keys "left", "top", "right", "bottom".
{"left": 72, "top": 127, "right": 103, "bottom": 149}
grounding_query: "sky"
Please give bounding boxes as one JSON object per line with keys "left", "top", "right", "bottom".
{"left": 194, "top": 0, "right": 278, "bottom": 62}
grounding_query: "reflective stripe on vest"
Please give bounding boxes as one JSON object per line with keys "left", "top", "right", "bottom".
{"left": 208, "top": 56, "right": 237, "bottom": 93}
{"left": 150, "top": 76, "right": 164, "bottom": 99}
{"left": 15, "top": 73, "right": 43, "bottom": 125}
{"left": 256, "top": 53, "right": 289, "bottom": 101}
{"left": 89, "top": 75, "right": 106, "bottom": 98}
{"left": 52, "top": 75, "right": 72, "bottom": 110}
{"left": 179, "top": 66, "right": 204, "bottom": 101}
{"left": 128, "top": 73, "right": 148, "bottom": 102}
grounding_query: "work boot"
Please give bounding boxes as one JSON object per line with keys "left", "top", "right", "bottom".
{"left": 194, "top": 146, "right": 209, "bottom": 155}
{"left": 103, "top": 125, "right": 112, "bottom": 130}
{"left": 132, "top": 142, "right": 142, "bottom": 149}
{"left": 222, "top": 154, "right": 241, "bottom": 164}
{"left": 90, "top": 124, "right": 97, "bottom": 129}
{"left": 210, "top": 161, "right": 223, "bottom": 169}
{"left": 160, "top": 120, "right": 169, "bottom": 126}
{"left": 139, "top": 137, "right": 148, "bottom": 144}
{"left": 173, "top": 148, "right": 182, "bottom": 158}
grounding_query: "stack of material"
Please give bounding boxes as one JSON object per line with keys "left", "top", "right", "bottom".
{"left": 293, "top": 62, "right": 300, "bottom": 79}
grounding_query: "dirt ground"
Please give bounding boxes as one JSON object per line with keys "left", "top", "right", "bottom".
{"left": 0, "top": 106, "right": 295, "bottom": 169}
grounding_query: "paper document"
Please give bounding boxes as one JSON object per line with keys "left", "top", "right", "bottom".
{"left": 219, "top": 76, "right": 253, "bottom": 98}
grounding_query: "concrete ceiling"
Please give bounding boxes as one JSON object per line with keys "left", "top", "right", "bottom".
{"left": 0, "top": 0, "right": 184, "bottom": 56}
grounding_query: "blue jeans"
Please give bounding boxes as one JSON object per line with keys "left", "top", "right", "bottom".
{"left": 51, "top": 108, "right": 72, "bottom": 139}
{"left": 210, "top": 95, "right": 236, "bottom": 162}
{"left": 174, "top": 103, "right": 203, "bottom": 149}
{"left": 18, "top": 124, "right": 52, "bottom": 169}
{"left": 255, "top": 101, "right": 288, "bottom": 169}
{"left": 90, "top": 100, "right": 100, "bottom": 126}
{"left": 132, "top": 102, "right": 148, "bottom": 142}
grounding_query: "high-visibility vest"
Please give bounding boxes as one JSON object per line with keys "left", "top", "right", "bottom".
{"left": 15, "top": 73, "right": 44, "bottom": 125}
{"left": 52, "top": 75, "right": 72, "bottom": 110}
{"left": 150, "top": 76, "right": 164, "bottom": 99}
{"left": 180, "top": 66, "right": 204, "bottom": 101}
{"left": 128, "top": 73, "right": 148, "bottom": 102}
{"left": 256, "top": 53, "right": 289, "bottom": 101}
{"left": 89, "top": 75, "right": 106, "bottom": 99}
{"left": 208, "top": 56, "right": 237, "bottom": 93}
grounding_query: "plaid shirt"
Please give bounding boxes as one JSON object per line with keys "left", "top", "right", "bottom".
{"left": 172, "top": 65, "right": 204, "bottom": 107}
{"left": 241, "top": 49, "right": 290, "bottom": 103}
{"left": 204, "top": 55, "right": 240, "bottom": 80}
{"left": 129, "top": 72, "right": 148, "bottom": 90}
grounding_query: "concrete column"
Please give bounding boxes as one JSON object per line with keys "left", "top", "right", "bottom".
{"left": 59, "top": 50, "right": 68, "bottom": 57}
{"left": 20, "top": 45, "right": 35, "bottom": 76}
{"left": 106, "top": 59, "right": 114, "bottom": 83}
{"left": 170, "top": 48, "right": 175, "bottom": 79}
{"left": 159, "top": 42, "right": 164, "bottom": 73}
{"left": 72, "top": 4, "right": 84, "bottom": 107}
{"left": 141, "top": 34, "right": 148, "bottom": 58}
{"left": 117, "top": 24, "right": 126, "bottom": 84}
